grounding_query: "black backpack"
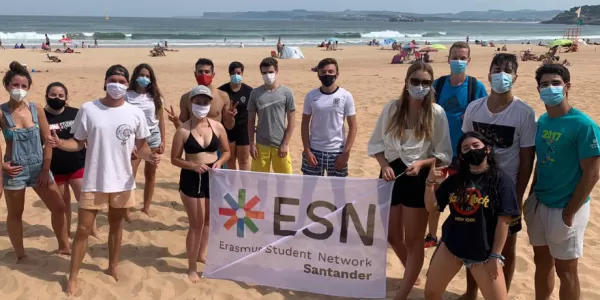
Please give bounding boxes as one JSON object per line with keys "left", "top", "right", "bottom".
{"left": 434, "top": 75, "right": 478, "bottom": 104}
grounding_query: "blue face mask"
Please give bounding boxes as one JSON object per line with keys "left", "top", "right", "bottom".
{"left": 490, "top": 72, "right": 513, "bottom": 94}
{"left": 136, "top": 77, "right": 151, "bottom": 87}
{"left": 449, "top": 60, "right": 468, "bottom": 74}
{"left": 539, "top": 86, "right": 565, "bottom": 106}
{"left": 230, "top": 74, "right": 242, "bottom": 84}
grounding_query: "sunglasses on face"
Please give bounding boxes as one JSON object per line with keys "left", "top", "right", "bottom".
{"left": 409, "top": 78, "right": 433, "bottom": 87}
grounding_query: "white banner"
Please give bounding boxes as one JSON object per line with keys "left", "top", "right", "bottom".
{"left": 204, "top": 169, "right": 392, "bottom": 299}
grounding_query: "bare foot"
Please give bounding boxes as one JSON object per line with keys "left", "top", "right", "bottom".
{"left": 124, "top": 212, "right": 132, "bottom": 223}
{"left": 105, "top": 266, "right": 119, "bottom": 282}
{"left": 187, "top": 271, "right": 201, "bottom": 283}
{"left": 393, "top": 277, "right": 421, "bottom": 289}
{"left": 141, "top": 208, "right": 152, "bottom": 217}
{"left": 58, "top": 247, "right": 72, "bottom": 256}
{"left": 66, "top": 278, "right": 78, "bottom": 296}
{"left": 16, "top": 255, "right": 28, "bottom": 264}
{"left": 456, "top": 292, "right": 478, "bottom": 300}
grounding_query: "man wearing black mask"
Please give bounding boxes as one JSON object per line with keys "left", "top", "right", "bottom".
{"left": 300, "top": 58, "right": 357, "bottom": 177}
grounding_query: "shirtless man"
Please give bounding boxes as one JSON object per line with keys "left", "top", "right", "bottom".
{"left": 169, "top": 58, "right": 236, "bottom": 130}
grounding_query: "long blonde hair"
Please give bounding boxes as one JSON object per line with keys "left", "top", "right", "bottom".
{"left": 386, "top": 61, "right": 435, "bottom": 141}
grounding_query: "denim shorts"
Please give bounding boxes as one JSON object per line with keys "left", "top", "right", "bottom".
{"left": 147, "top": 127, "right": 162, "bottom": 149}
{"left": 3, "top": 161, "right": 54, "bottom": 190}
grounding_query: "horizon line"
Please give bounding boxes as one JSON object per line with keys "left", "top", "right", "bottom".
{"left": 0, "top": 8, "right": 568, "bottom": 19}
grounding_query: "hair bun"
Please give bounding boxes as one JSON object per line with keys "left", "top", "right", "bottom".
{"left": 9, "top": 61, "right": 28, "bottom": 73}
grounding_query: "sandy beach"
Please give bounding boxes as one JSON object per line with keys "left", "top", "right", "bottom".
{"left": 0, "top": 44, "right": 598, "bottom": 300}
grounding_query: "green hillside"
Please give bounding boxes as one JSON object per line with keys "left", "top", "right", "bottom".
{"left": 542, "top": 5, "right": 600, "bottom": 25}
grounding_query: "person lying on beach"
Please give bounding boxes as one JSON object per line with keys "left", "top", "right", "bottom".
{"left": 47, "top": 53, "right": 61, "bottom": 63}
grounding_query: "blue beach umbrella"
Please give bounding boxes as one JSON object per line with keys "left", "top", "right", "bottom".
{"left": 383, "top": 38, "right": 396, "bottom": 45}
{"left": 326, "top": 37, "right": 338, "bottom": 43}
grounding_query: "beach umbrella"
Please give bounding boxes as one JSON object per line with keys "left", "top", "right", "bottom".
{"left": 326, "top": 37, "right": 338, "bottom": 43}
{"left": 59, "top": 37, "right": 72, "bottom": 43}
{"left": 403, "top": 43, "right": 419, "bottom": 49}
{"left": 419, "top": 47, "right": 439, "bottom": 53}
{"left": 430, "top": 44, "right": 447, "bottom": 50}
{"left": 383, "top": 38, "right": 396, "bottom": 46}
{"left": 548, "top": 39, "right": 573, "bottom": 48}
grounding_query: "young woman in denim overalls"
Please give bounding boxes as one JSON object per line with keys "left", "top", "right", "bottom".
{"left": 1, "top": 61, "right": 70, "bottom": 260}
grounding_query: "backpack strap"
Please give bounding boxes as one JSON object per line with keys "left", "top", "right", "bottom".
{"left": 434, "top": 76, "right": 448, "bottom": 103}
{"left": 467, "top": 76, "right": 478, "bottom": 103}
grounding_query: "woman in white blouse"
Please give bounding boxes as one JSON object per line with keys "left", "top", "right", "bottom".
{"left": 368, "top": 61, "right": 452, "bottom": 300}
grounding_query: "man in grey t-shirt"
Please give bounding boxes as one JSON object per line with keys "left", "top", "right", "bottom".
{"left": 247, "top": 57, "right": 296, "bottom": 174}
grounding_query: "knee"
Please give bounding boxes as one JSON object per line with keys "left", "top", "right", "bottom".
{"left": 555, "top": 262, "right": 577, "bottom": 281}
{"left": 75, "top": 224, "right": 92, "bottom": 238}
{"left": 404, "top": 237, "right": 422, "bottom": 249}
{"left": 190, "top": 220, "right": 204, "bottom": 230}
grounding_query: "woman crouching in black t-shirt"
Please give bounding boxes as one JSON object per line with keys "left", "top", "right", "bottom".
{"left": 424, "top": 131, "right": 519, "bottom": 300}
{"left": 44, "top": 82, "right": 98, "bottom": 238}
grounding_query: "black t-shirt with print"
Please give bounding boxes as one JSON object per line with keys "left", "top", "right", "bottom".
{"left": 45, "top": 106, "right": 86, "bottom": 175}
{"left": 218, "top": 83, "right": 253, "bottom": 123}
{"left": 436, "top": 170, "right": 520, "bottom": 261}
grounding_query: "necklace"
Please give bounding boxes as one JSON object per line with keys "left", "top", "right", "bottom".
{"left": 469, "top": 174, "right": 485, "bottom": 189}
{"left": 469, "top": 166, "right": 489, "bottom": 174}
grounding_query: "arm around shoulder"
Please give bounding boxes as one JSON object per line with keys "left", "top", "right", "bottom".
{"left": 432, "top": 104, "right": 453, "bottom": 165}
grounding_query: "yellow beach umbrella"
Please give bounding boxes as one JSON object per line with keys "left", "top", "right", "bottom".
{"left": 430, "top": 44, "right": 447, "bottom": 50}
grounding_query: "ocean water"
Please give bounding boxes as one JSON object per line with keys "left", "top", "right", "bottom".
{"left": 1, "top": 15, "right": 599, "bottom": 48}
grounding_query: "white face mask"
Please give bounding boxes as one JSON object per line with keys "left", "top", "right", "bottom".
{"left": 106, "top": 82, "right": 128, "bottom": 100}
{"left": 9, "top": 89, "right": 28, "bottom": 102}
{"left": 262, "top": 73, "right": 276, "bottom": 85}
{"left": 191, "top": 103, "right": 211, "bottom": 119}
{"left": 407, "top": 85, "right": 430, "bottom": 100}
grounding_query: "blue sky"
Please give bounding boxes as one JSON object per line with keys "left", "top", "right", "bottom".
{"left": 0, "top": 1, "right": 589, "bottom": 17}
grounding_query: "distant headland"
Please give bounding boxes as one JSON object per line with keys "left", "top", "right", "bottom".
{"left": 542, "top": 5, "right": 600, "bottom": 25}
{"left": 173, "top": 9, "right": 562, "bottom": 22}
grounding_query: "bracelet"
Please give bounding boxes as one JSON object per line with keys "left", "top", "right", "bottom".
{"left": 425, "top": 178, "right": 436, "bottom": 185}
{"left": 489, "top": 253, "right": 505, "bottom": 262}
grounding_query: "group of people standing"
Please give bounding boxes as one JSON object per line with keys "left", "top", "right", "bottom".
{"left": 366, "top": 42, "right": 597, "bottom": 300}
{"left": 0, "top": 40, "right": 596, "bottom": 300}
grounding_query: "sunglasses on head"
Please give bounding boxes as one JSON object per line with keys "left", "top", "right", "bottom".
{"left": 409, "top": 78, "right": 433, "bottom": 87}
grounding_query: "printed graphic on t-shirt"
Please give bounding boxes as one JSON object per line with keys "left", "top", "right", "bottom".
{"left": 444, "top": 96, "right": 462, "bottom": 114}
{"left": 473, "top": 121, "right": 515, "bottom": 148}
{"left": 49, "top": 120, "right": 74, "bottom": 131}
{"left": 116, "top": 124, "right": 134, "bottom": 145}
{"left": 240, "top": 96, "right": 247, "bottom": 104}
{"left": 539, "top": 128, "right": 564, "bottom": 165}
{"left": 333, "top": 97, "right": 340, "bottom": 106}
{"left": 449, "top": 185, "right": 490, "bottom": 220}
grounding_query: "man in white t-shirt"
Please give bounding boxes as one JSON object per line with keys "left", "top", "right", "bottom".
{"left": 461, "top": 53, "right": 536, "bottom": 299}
{"left": 47, "top": 65, "right": 161, "bottom": 296}
{"left": 301, "top": 58, "right": 357, "bottom": 177}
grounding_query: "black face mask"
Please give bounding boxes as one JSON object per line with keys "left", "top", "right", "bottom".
{"left": 318, "top": 74, "right": 337, "bottom": 87}
{"left": 461, "top": 148, "right": 487, "bottom": 166}
{"left": 47, "top": 97, "right": 66, "bottom": 110}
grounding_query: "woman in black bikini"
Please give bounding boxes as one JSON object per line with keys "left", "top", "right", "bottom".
{"left": 171, "top": 85, "right": 230, "bottom": 283}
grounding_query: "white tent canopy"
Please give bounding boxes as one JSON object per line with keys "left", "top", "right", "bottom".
{"left": 280, "top": 46, "right": 304, "bottom": 59}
